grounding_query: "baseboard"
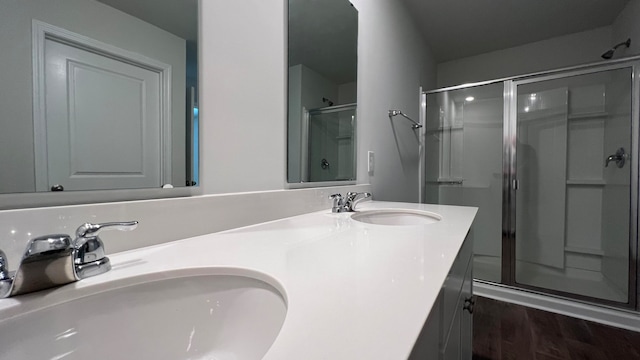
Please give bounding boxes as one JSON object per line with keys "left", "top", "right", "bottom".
{"left": 474, "top": 280, "right": 640, "bottom": 332}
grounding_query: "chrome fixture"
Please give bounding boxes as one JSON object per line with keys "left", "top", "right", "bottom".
{"left": 0, "top": 250, "right": 9, "bottom": 297}
{"left": 345, "top": 192, "right": 372, "bottom": 211}
{"left": 602, "top": 38, "right": 631, "bottom": 59}
{"left": 0, "top": 220, "right": 138, "bottom": 298}
{"left": 389, "top": 110, "right": 422, "bottom": 129}
{"left": 74, "top": 221, "right": 138, "bottom": 279}
{"left": 329, "top": 192, "right": 372, "bottom": 213}
{"left": 329, "top": 193, "right": 347, "bottom": 213}
{"left": 605, "top": 147, "right": 628, "bottom": 168}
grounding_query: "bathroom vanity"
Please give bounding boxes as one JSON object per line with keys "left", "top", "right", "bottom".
{"left": 0, "top": 201, "right": 476, "bottom": 359}
{"left": 411, "top": 232, "right": 474, "bottom": 359}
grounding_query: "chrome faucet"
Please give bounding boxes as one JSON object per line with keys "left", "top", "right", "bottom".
{"left": 74, "top": 221, "right": 138, "bottom": 279}
{"left": 329, "top": 193, "right": 347, "bottom": 213}
{"left": 329, "top": 192, "right": 372, "bottom": 213}
{"left": 0, "top": 221, "right": 137, "bottom": 298}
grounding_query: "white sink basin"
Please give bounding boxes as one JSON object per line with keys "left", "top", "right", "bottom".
{"left": 0, "top": 272, "right": 287, "bottom": 360}
{"left": 351, "top": 209, "right": 441, "bottom": 226}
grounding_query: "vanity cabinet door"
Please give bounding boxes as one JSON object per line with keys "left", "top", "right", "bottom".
{"left": 459, "top": 259, "right": 473, "bottom": 359}
{"left": 408, "top": 293, "right": 443, "bottom": 359}
{"left": 442, "top": 302, "right": 462, "bottom": 360}
{"left": 409, "top": 234, "right": 474, "bottom": 360}
{"left": 442, "top": 256, "right": 473, "bottom": 360}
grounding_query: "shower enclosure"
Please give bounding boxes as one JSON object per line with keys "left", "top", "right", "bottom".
{"left": 423, "top": 59, "right": 639, "bottom": 308}
{"left": 304, "top": 104, "right": 356, "bottom": 182}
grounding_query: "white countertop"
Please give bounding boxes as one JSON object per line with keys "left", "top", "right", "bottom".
{"left": 0, "top": 201, "right": 477, "bottom": 359}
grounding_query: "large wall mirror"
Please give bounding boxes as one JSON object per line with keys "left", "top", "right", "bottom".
{"left": 287, "top": 0, "right": 358, "bottom": 184}
{"left": 1, "top": 0, "right": 198, "bottom": 194}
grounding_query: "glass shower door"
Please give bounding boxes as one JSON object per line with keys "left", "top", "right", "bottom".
{"left": 512, "top": 67, "right": 634, "bottom": 304}
{"left": 305, "top": 104, "right": 356, "bottom": 182}
{"left": 425, "top": 82, "right": 504, "bottom": 283}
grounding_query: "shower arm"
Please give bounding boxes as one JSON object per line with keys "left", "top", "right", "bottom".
{"left": 389, "top": 110, "right": 423, "bottom": 129}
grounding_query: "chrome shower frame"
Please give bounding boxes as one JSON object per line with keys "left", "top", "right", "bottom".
{"left": 422, "top": 56, "right": 640, "bottom": 311}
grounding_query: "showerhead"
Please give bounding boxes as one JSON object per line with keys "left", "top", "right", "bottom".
{"left": 388, "top": 109, "right": 422, "bottom": 129}
{"left": 601, "top": 49, "right": 615, "bottom": 60}
{"left": 602, "top": 38, "right": 631, "bottom": 59}
{"left": 322, "top": 97, "right": 334, "bottom": 106}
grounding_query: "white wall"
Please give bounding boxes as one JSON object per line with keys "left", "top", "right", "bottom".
{"left": 199, "top": 0, "right": 286, "bottom": 194}
{"left": 0, "top": 0, "right": 186, "bottom": 193}
{"left": 351, "top": 0, "right": 437, "bottom": 202}
{"left": 437, "top": 27, "right": 612, "bottom": 88}
{"left": 338, "top": 82, "right": 357, "bottom": 104}
{"left": 612, "top": 0, "right": 640, "bottom": 58}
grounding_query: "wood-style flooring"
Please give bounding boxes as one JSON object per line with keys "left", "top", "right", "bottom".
{"left": 473, "top": 297, "right": 640, "bottom": 360}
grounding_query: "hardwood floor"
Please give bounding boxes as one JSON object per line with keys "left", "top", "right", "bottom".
{"left": 472, "top": 297, "right": 640, "bottom": 360}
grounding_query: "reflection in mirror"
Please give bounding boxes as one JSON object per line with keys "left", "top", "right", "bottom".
{"left": 0, "top": 0, "right": 198, "bottom": 194}
{"left": 287, "top": 0, "right": 358, "bottom": 184}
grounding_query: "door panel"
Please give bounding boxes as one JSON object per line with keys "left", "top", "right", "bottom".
{"left": 45, "top": 38, "right": 162, "bottom": 191}
{"left": 306, "top": 105, "right": 356, "bottom": 182}
{"left": 513, "top": 68, "right": 632, "bottom": 303}
{"left": 515, "top": 87, "right": 568, "bottom": 270}
{"left": 425, "top": 83, "right": 504, "bottom": 283}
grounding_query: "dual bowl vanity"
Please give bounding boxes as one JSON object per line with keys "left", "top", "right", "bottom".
{"left": 0, "top": 201, "right": 476, "bottom": 359}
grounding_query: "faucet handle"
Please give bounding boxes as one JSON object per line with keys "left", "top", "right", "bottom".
{"left": 73, "top": 221, "right": 138, "bottom": 279}
{"left": 329, "top": 193, "right": 347, "bottom": 213}
{"left": 329, "top": 193, "right": 344, "bottom": 205}
{"left": 0, "top": 250, "right": 10, "bottom": 298}
{"left": 0, "top": 250, "right": 8, "bottom": 280}
{"left": 75, "top": 221, "right": 138, "bottom": 246}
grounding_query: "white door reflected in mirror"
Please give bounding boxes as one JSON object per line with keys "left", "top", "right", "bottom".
{"left": 0, "top": 0, "right": 199, "bottom": 194}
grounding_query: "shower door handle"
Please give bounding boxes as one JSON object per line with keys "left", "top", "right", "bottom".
{"left": 512, "top": 179, "right": 519, "bottom": 190}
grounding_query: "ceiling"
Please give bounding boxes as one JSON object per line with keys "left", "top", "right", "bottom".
{"left": 401, "top": 0, "right": 630, "bottom": 62}
{"left": 97, "top": 0, "right": 198, "bottom": 42}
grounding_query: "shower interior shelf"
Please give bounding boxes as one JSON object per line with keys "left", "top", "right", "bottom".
{"left": 567, "top": 111, "right": 609, "bottom": 120}
{"left": 426, "top": 125, "right": 463, "bottom": 133}
{"left": 564, "top": 245, "right": 605, "bottom": 256}
{"left": 566, "top": 179, "right": 606, "bottom": 186}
